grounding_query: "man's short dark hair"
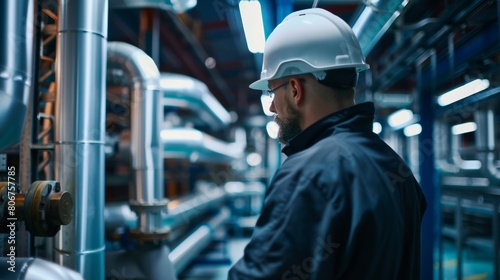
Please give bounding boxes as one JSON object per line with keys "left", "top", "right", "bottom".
{"left": 318, "top": 68, "right": 358, "bottom": 89}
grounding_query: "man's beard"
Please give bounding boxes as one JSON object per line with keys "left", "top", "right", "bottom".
{"left": 274, "top": 108, "right": 302, "bottom": 145}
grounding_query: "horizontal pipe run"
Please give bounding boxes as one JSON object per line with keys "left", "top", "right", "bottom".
{"left": 160, "top": 73, "right": 231, "bottom": 131}
{"left": 169, "top": 208, "right": 230, "bottom": 274}
{"left": 104, "top": 188, "right": 227, "bottom": 232}
{"left": 161, "top": 128, "right": 244, "bottom": 163}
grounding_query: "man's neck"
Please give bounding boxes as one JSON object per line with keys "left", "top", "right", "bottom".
{"left": 301, "top": 100, "right": 355, "bottom": 130}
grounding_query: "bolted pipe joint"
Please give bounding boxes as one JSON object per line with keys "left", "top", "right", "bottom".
{"left": 0, "top": 181, "right": 73, "bottom": 237}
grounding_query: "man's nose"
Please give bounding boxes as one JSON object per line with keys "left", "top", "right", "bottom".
{"left": 269, "top": 100, "right": 276, "bottom": 113}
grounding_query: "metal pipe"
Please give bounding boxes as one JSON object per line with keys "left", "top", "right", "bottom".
{"left": 54, "top": 0, "right": 108, "bottom": 278}
{"left": 160, "top": 73, "right": 231, "bottom": 130}
{"left": 109, "top": 0, "right": 196, "bottom": 12}
{"left": 166, "top": 187, "right": 227, "bottom": 228}
{"left": 435, "top": 120, "right": 460, "bottom": 174}
{"left": 0, "top": 257, "right": 83, "bottom": 280}
{"left": 104, "top": 187, "right": 227, "bottom": 232}
{"left": 161, "top": 128, "right": 244, "bottom": 163}
{"left": 0, "top": 0, "right": 34, "bottom": 150}
{"left": 485, "top": 108, "right": 500, "bottom": 180}
{"left": 169, "top": 208, "right": 230, "bottom": 274}
{"left": 351, "top": 0, "right": 410, "bottom": 56}
{"left": 474, "top": 108, "right": 500, "bottom": 181}
{"left": 107, "top": 42, "right": 165, "bottom": 234}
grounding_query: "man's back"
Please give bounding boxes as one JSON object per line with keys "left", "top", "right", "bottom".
{"left": 229, "top": 103, "right": 427, "bottom": 279}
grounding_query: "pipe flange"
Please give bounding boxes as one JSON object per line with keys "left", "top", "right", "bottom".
{"left": 129, "top": 199, "right": 169, "bottom": 214}
{"left": 24, "top": 181, "right": 74, "bottom": 237}
{"left": 129, "top": 227, "right": 170, "bottom": 243}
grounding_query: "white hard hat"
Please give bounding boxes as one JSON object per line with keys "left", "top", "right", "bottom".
{"left": 249, "top": 8, "right": 369, "bottom": 90}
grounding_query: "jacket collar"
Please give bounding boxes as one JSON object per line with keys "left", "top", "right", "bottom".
{"left": 282, "top": 102, "right": 375, "bottom": 156}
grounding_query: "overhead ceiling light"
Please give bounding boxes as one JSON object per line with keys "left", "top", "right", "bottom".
{"left": 404, "top": 123, "right": 422, "bottom": 137}
{"left": 451, "top": 122, "right": 477, "bottom": 135}
{"left": 387, "top": 109, "right": 414, "bottom": 128}
{"left": 266, "top": 121, "right": 279, "bottom": 139}
{"left": 372, "top": 122, "right": 382, "bottom": 134}
{"left": 260, "top": 94, "right": 273, "bottom": 116}
{"left": 239, "top": 1, "right": 265, "bottom": 53}
{"left": 437, "top": 79, "right": 490, "bottom": 106}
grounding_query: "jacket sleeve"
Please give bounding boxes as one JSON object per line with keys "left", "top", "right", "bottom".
{"left": 228, "top": 161, "right": 350, "bottom": 280}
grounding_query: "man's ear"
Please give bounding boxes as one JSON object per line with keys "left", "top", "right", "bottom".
{"left": 289, "top": 77, "right": 305, "bottom": 106}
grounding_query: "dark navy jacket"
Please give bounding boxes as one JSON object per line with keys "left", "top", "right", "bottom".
{"left": 228, "top": 102, "right": 427, "bottom": 280}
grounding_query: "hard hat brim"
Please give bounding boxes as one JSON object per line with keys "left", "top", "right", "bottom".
{"left": 249, "top": 79, "right": 269, "bottom": 91}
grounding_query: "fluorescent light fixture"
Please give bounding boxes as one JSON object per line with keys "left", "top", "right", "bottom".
{"left": 451, "top": 122, "right": 477, "bottom": 135}
{"left": 260, "top": 94, "right": 274, "bottom": 116}
{"left": 460, "top": 160, "right": 482, "bottom": 170}
{"left": 387, "top": 109, "right": 414, "bottom": 128}
{"left": 239, "top": 1, "right": 265, "bottom": 53}
{"left": 404, "top": 123, "right": 422, "bottom": 137}
{"left": 437, "top": 79, "right": 490, "bottom": 106}
{"left": 266, "top": 121, "right": 279, "bottom": 139}
{"left": 373, "top": 122, "right": 382, "bottom": 134}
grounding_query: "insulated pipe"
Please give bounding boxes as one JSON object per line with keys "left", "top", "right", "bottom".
{"left": 0, "top": 257, "right": 83, "bottom": 280}
{"left": 0, "top": 0, "right": 34, "bottom": 150}
{"left": 351, "top": 0, "right": 410, "bottom": 56}
{"left": 169, "top": 208, "right": 230, "bottom": 274}
{"left": 109, "top": 0, "right": 197, "bottom": 12}
{"left": 54, "top": 1, "right": 108, "bottom": 278}
{"left": 104, "top": 187, "right": 227, "bottom": 232}
{"left": 160, "top": 73, "right": 231, "bottom": 130}
{"left": 107, "top": 42, "right": 165, "bottom": 234}
{"left": 161, "top": 128, "right": 244, "bottom": 163}
{"left": 485, "top": 108, "right": 500, "bottom": 180}
{"left": 476, "top": 108, "right": 500, "bottom": 181}
{"left": 435, "top": 121, "right": 460, "bottom": 174}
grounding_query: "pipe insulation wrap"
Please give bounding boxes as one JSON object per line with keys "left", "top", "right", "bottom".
{"left": 107, "top": 41, "right": 164, "bottom": 233}
{"left": 0, "top": 0, "right": 34, "bottom": 150}
{"left": 54, "top": 1, "right": 108, "bottom": 279}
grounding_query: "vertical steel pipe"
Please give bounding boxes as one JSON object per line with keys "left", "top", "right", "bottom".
{"left": 0, "top": 0, "right": 34, "bottom": 150}
{"left": 107, "top": 42, "right": 164, "bottom": 233}
{"left": 54, "top": 0, "right": 108, "bottom": 279}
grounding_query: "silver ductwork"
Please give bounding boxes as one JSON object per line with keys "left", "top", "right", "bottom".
{"left": 351, "top": 0, "right": 410, "bottom": 56}
{"left": 107, "top": 42, "right": 166, "bottom": 234}
{"left": 0, "top": 0, "right": 34, "bottom": 150}
{"left": 161, "top": 128, "right": 245, "bottom": 163}
{"left": 54, "top": 1, "right": 108, "bottom": 279}
{"left": 161, "top": 73, "right": 232, "bottom": 131}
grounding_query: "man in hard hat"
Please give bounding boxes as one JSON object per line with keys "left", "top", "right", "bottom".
{"left": 228, "top": 8, "right": 427, "bottom": 280}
